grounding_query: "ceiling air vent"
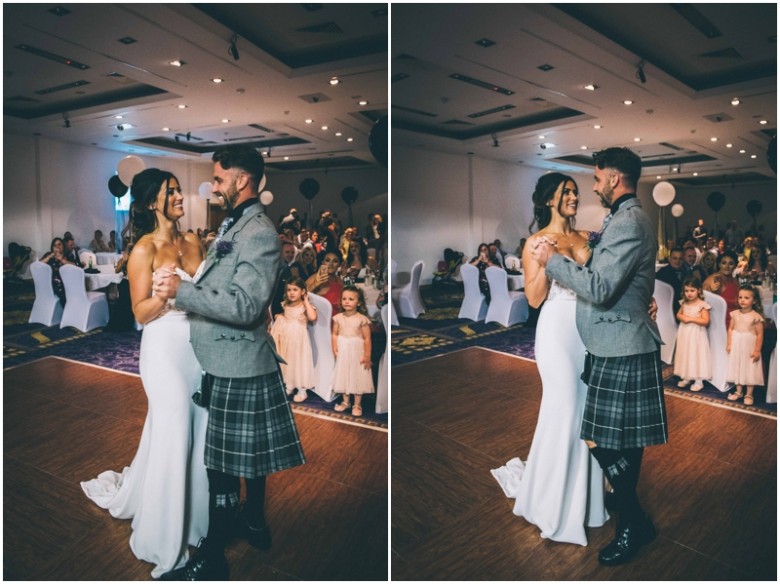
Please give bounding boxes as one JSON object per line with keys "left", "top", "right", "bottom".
{"left": 703, "top": 113, "right": 734, "bottom": 123}
{"left": 297, "top": 22, "right": 344, "bottom": 34}
{"left": 392, "top": 104, "right": 437, "bottom": 117}
{"left": 698, "top": 48, "right": 743, "bottom": 60}
{"left": 298, "top": 93, "right": 331, "bottom": 104}
{"left": 659, "top": 142, "right": 685, "bottom": 151}
{"left": 442, "top": 119, "right": 474, "bottom": 126}
{"left": 249, "top": 123, "right": 275, "bottom": 133}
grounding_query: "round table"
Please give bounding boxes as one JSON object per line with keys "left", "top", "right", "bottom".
{"left": 85, "top": 265, "right": 123, "bottom": 291}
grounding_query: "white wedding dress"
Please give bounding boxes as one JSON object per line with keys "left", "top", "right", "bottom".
{"left": 81, "top": 266, "right": 209, "bottom": 578}
{"left": 491, "top": 279, "right": 609, "bottom": 545}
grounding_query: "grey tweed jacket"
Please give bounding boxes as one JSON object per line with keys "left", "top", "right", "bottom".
{"left": 545, "top": 197, "right": 662, "bottom": 358}
{"left": 175, "top": 201, "right": 283, "bottom": 378}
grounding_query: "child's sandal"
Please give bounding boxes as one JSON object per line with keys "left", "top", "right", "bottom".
{"left": 727, "top": 391, "right": 744, "bottom": 401}
{"left": 743, "top": 395, "right": 754, "bottom": 406}
{"left": 334, "top": 401, "right": 351, "bottom": 412}
{"left": 352, "top": 405, "right": 363, "bottom": 417}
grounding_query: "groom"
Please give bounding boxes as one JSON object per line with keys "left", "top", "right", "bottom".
{"left": 532, "top": 147, "right": 668, "bottom": 566}
{"left": 155, "top": 144, "right": 305, "bottom": 580}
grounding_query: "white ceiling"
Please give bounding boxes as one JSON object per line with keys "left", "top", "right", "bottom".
{"left": 391, "top": 4, "right": 777, "bottom": 187}
{"left": 3, "top": 3, "right": 388, "bottom": 172}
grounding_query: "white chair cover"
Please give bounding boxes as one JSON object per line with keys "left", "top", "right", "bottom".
{"left": 390, "top": 258, "right": 400, "bottom": 321}
{"left": 389, "top": 296, "right": 399, "bottom": 326}
{"left": 458, "top": 263, "right": 488, "bottom": 321}
{"left": 307, "top": 292, "right": 337, "bottom": 402}
{"left": 766, "top": 303, "right": 777, "bottom": 404}
{"left": 59, "top": 264, "right": 109, "bottom": 332}
{"left": 654, "top": 280, "right": 678, "bottom": 365}
{"left": 29, "top": 261, "right": 63, "bottom": 326}
{"left": 503, "top": 254, "right": 521, "bottom": 271}
{"left": 391, "top": 260, "right": 426, "bottom": 318}
{"left": 376, "top": 303, "right": 389, "bottom": 414}
{"left": 704, "top": 291, "right": 731, "bottom": 392}
{"left": 484, "top": 266, "right": 529, "bottom": 327}
{"left": 79, "top": 250, "right": 97, "bottom": 268}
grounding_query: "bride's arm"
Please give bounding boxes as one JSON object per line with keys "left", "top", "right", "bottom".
{"left": 522, "top": 235, "right": 550, "bottom": 308}
{"left": 128, "top": 241, "right": 170, "bottom": 325}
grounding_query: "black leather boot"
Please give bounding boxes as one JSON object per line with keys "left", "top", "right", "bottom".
{"left": 158, "top": 538, "right": 229, "bottom": 581}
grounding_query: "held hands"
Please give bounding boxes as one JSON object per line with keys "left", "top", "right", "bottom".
{"left": 152, "top": 263, "right": 181, "bottom": 299}
{"left": 648, "top": 298, "right": 658, "bottom": 321}
{"left": 530, "top": 236, "right": 558, "bottom": 266}
{"left": 751, "top": 349, "right": 761, "bottom": 362}
{"left": 360, "top": 353, "right": 372, "bottom": 369}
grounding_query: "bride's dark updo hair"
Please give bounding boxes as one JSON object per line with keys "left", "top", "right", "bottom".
{"left": 529, "top": 172, "right": 577, "bottom": 232}
{"left": 121, "top": 168, "right": 179, "bottom": 249}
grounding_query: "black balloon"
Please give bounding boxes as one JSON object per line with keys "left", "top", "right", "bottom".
{"left": 746, "top": 200, "right": 762, "bottom": 217}
{"left": 299, "top": 178, "right": 320, "bottom": 200}
{"left": 108, "top": 175, "right": 128, "bottom": 198}
{"left": 369, "top": 116, "right": 388, "bottom": 167}
{"left": 341, "top": 187, "right": 359, "bottom": 205}
{"left": 768, "top": 135, "right": 776, "bottom": 174}
{"left": 706, "top": 191, "right": 725, "bottom": 212}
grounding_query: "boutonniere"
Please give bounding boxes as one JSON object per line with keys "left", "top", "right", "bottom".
{"left": 215, "top": 240, "right": 234, "bottom": 259}
{"left": 587, "top": 230, "right": 602, "bottom": 250}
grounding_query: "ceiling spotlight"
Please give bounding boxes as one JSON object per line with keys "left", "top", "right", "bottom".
{"left": 731, "top": 97, "right": 741, "bottom": 106}
{"left": 693, "top": 172, "right": 699, "bottom": 176}
{"left": 538, "top": 135, "right": 545, "bottom": 140}
{"left": 726, "top": 143, "right": 733, "bottom": 148}
{"left": 212, "top": 78, "right": 224, "bottom": 83}
{"left": 117, "top": 124, "right": 125, "bottom": 131}
{"left": 305, "top": 119, "right": 313, "bottom": 124}
{"left": 584, "top": 84, "right": 598, "bottom": 91}
{"left": 115, "top": 115, "right": 124, "bottom": 119}
{"left": 347, "top": 137, "right": 354, "bottom": 142}
{"left": 593, "top": 124, "right": 602, "bottom": 129}
{"left": 284, "top": 156, "right": 290, "bottom": 161}
{"left": 358, "top": 100, "right": 368, "bottom": 106}
{"left": 178, "top": 104, "right": 187, "bottom": 109}
{"left": 169, "top": 60, "right": 185, "bottom": 67}
{"left": 580, "top": 145, "right": 588, "bottom": 150}
{"left": 623, "top": 100, "right": 634, "bottom": 105}
{"left": 710, "top": 137, "right": 718, "bottom": 142}
{"left": 759, "top": 120, "right": 768, "bottom": 125}
{"left": 636, "top": 60, "right": 646, "bottom": 84}
{"left": 634, "top": 137, "right": 641, "bottom": 142}
{"left": 739, "top": 149, "right": 746, "bottom": 153}
{"left": 162, "top": 127, "right": 170, "bottom": 132}
{"left": 492, "top": 133, "right": 500, "bottom": 148}
{"left": 321, "top": 125, "right": 329, "bottom": 131}
{"left": 62, "top": 112, "right": 71, "bottom": 128}
{"left": 228, "top": 35, "right": 240, "bottom": 60}
{"left": 222, "top": 119, "right": 230, "bottom": 123}
{"left": 750, "top": 154, "right": 757, "bottom": 159}
{"left": 330, "top": 77, "right": 339, "bottom": 85}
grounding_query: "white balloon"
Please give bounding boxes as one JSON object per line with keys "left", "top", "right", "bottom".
{"left": 257, "top": 174, "right": 267, "bottom": 193}
{"left": 259, "top": 190, "right": 274, "bottom": 206}
{"left": 116, "top": 155, "right": 146, "bottom": 187}
{"left": 652, "top": 181, "right": 676, "bottom": 206}
{"left": 671, "top": 203, "right": 685, "bottom": 218}
{"left": 198, "top": 181, "right": 212, "bottom": 198}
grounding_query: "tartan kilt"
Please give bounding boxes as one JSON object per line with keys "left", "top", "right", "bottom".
{"left": 205, "top": 370, "right": 306, "bottom": 478}
{"left": 580, "top": 351, "right": 668, "bottom": 450}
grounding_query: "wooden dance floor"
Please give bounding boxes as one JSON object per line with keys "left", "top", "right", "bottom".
{"left": 391, "top": 347, "right": 777, "bottom": 581}
{"left": 3, "top": 357, "right": 387, "bottom": 581}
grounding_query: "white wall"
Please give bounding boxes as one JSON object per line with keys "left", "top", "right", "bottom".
{"left": 392, "top": 146, "right": 606, "bottom": 284}
{"left": 3, "top": 133, "right": 388, "bottom": 257}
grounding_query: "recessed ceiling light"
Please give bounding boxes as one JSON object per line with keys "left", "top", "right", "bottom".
{"left": 305, "top": 119, "right": 313, "bottom": 124}
{"left": 623, "top": 100, "right": 633, "bottom": 105}
{"left": 538, "top": 135, "right": 545, "bottom": 139}
{"left": 321, "top": 125, "right": 328, "bottom": 131}
{"left": 634, "top": 137, "right": 641, "bottom": 142}
{"left": 584, "top": 84, "right": 598, "bottom": 91}
{"left": 750, "top": 154, "right": 757, "bottom": 158}
{"left": 731, "top": 97, "right": 741, "bottom": 106}
{"left": 222, "top": 119, "right": 230, "bottom": 123}
{"left": 593, "top": 124, "right": 602, "bottom": 129}
{"left": 347, "top": 137, "right": 354, "bottom": 142}
{"left": 178, "top": 104, "right": 187, "bottom": 109}
{"left": 656, "top": 175, "right": 662, "bottom": 179}
{"left": 115, "top": 115, "right": 123, "bottom": 119}
{"left": 710, "top": 137, "right": 718, "bottom": 142}
{"left": 358, "top": 100, "right": 368, "bottom": 106}
{"left": 212, "top": 78, "right": 223, "bottom": 83}
{"left": 330, "top": 77, "right": 340, "bottom": 85}
{"left": 580, "top": 146, "right": 588, "bottom": 150}
{"left": 335, "top": 132, "right": 342, "bottom": 137}
{"left": 169, "top": 60, "right": 185, "bottom": 67}
{"left": 693, "top": 172, "right": 699, "bottom": 176}
{"left": 726, "top": 143, "right": 733, "bottom": 148}
{"left": 284, "top": 156, "right": 290, "bottom": 160}
{"left": 162, "top": 127, "right": 170, "bottom": 131}
{"left": 739, "top": 149, "right": 746, "bottom": 153}
{"left": 759, "top": 120, "right": 768, "bottom": 125}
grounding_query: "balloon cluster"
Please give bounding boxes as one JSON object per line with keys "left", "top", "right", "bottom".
{"left": 107, "top": 155, "right": 146, "bottom": 197}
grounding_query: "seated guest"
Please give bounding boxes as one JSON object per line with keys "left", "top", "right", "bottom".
{"left": 682, "top": 247, "right": 698, "bottom": 276}
{"left": 703, "top": 250, "right": 739, "bottom": 327}
{"left": 7, "top": 242, "right": 32, "bottom": 280}
{"left": 39, "top": 237, "right": 76, "bottom": 305}
{"left": 62, "top": 234, "right": 84, "bottom": 267}
{"left": 470, "top": 243, "right": 499, "bottom": 303}
{"left": 90, "top": 229, "right": 110, "bottom": 252}
{"left": 692, "top": 251, "right": 717, "bottom": 282}
{"left": 489, "top": 241, "right": 505, "bottom": 268}
{"left": 345, "top": 238, "right": 368, "bottom": 277}
{"left": 306, "top": 250, "right": 344, "bottom": 317}
{"left": 108, "top": 230, "right": 118, "bottom": 252}
{"left": 310, "top": 229, "right": 324, "bottom": 254}
{"left": 297, "top": 243, "right": 318, "bottom": 280}
{"left": 297, "top": 227, "right": 311, "bottom": 249}
{"left": 271, "top": 242, "right": 304, "bottom": 315}
{"left": 656, "top": 247, "right": 686, "bottom": 315}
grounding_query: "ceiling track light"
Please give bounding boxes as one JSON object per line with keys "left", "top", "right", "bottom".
{"left": 228, "top": 34, "right": 240, "bottom": 61}
{"left": 62, "top": 112, "right": 71, "bottom": 128}
{"left": 636, "top": 60, "right": 647, "bottom": 84}
{"left": 491, "top": 133, "right": 500, "bottom": 148}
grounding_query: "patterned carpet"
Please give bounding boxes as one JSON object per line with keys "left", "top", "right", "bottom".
{"left": 3, "top": 278, "right": 387, "bottom": 429}
{"left": 392, "top": 284, "right": 776, "bottom": 418}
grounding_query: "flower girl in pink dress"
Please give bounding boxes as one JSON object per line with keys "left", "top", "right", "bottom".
{"left": 726, "top": 285, "right": 765, "bottom": 406}
{"left": 674, "top": 278, "right": 712, "bottom": 392}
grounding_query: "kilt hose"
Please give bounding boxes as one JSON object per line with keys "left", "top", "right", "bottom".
{"left": 205, "top": 370, "right": 306, "bottom": 478}
{"left": 580, "top": 350, "right": 668, "bottom": 450}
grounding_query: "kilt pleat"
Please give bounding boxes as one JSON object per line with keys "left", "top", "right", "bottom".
{"left": 205, "top": 371, "right": 305, "bottom": 477}
{"left": 580, "top": 351, "right": 668, "bottom": 450}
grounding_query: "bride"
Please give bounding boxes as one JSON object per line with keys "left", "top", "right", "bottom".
{"left": 491, "top": 172, "right": 609, "bottom": 545}
{"left": 81, "top": 169, "right": 209, "bottom": 577}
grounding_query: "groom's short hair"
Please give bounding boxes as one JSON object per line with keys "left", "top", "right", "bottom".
{"left": 212, "top": 145, "right": 265, "bottom": 185}
{"left": 593, "top": 147, "right": 641, "bottom": 189}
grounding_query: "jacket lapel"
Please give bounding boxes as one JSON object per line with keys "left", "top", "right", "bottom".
{"left": 199, "top": 202, "right": 262, "bottom": 280}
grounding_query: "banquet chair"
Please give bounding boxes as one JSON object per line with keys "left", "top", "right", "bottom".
{"left": 79, "top": 250, "right": 98, "bottom": 268}
{"left": 29, "top": 261, "right": 64, "bottom": 326}
{"left": 391, "top": 260, "right": 426, "bottom": 318}
{"left": 59, "top": 264, "right": 109, "bottom": 332}
{"left": 503, "top": 254, "right": 521, "bottom": 272}
{"left": 389, "top": 258, "right": 400, "bottom": 322}
{"left": 307, "top": 292, "right": 337, "bottom": 402}
{"left": 388, "top": 297, "right": 399, "bottom": 326}
{"left": 375, "top": 303, "right": 389, "bottom": 414}
{"left": 653, "top": 280, "right": 678, "bottom": 364}
{"left": 458, "top": 263, "right": 488, "bottom": 321}
{"left": 766, "top": 303, "right": 777, "bottom": 404}
{"left": 485, "top": 266, "right": 528, "bottom": 327}
{"left": 704, "top": 291, "right": 731, "bottom": 392}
